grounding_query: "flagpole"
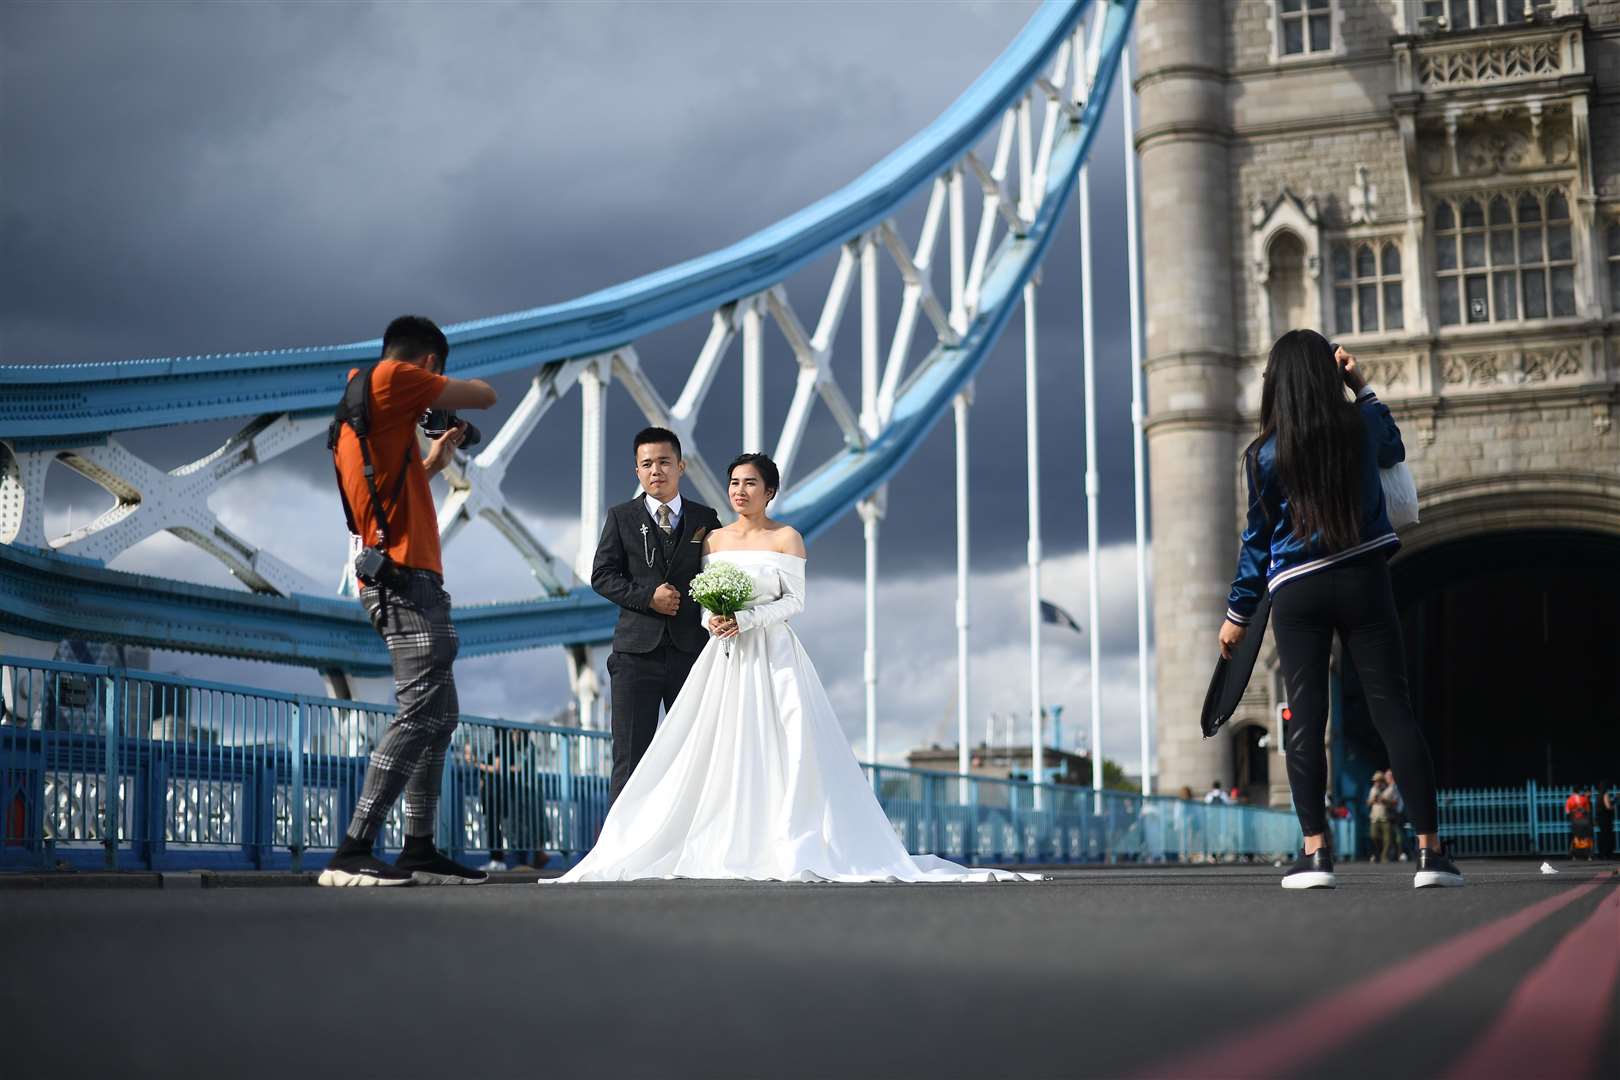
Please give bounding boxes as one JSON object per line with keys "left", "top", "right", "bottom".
{"left": 1080, "top": 146, "right": 1103, "bottom": 811}
{"left": 1024, "top": 281, "right": 1044, "bottom": 807}
{"left": 954, "top": 387, "right": 972, "bottom": 803}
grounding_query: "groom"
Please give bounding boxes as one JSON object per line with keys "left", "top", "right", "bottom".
{"left": 591, "top": 426, "right": 723, "bottom": 802}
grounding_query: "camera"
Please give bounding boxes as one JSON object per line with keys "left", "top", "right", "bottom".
{"left": 354, "top": 544, "right": 408, "bottom": 590}
{"left": 420, "top": 409, "right": 482, "bottom": 449}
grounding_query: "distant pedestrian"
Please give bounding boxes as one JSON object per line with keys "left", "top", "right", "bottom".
{"left": 1219, "top": 332, "right": 1460, "bottom": 890}
{"left": 1566, "top": 785, "right": 1595, "bottom": 861}
{"left": 1204, "top": 781, "right": 1229, "bottom": 805}
{"left": 1596, "top": 781, "right": 1616, "bottom": 860}
{"left": 1179, "top": 785, "right": 1195, "bottom": 802}
{"left": 468, "top": 730, "right": 550, "bottom": 873}
{"left": 1367, "top": 771, "right": 1398, "bottom": 864}
{"left": 1387, "top": 770, "right": 1414, "bottom": 862}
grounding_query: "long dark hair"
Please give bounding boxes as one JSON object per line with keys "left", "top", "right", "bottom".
{"left": 1246, "top": 329, "right": 1363, "bottom": 553}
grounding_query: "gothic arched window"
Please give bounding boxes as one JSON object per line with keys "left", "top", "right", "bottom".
{"left": 1267, "top": 231, "right": 1310, "bottom": 340}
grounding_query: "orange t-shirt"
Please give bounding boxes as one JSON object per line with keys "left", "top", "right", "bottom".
{"left": 334, "top": 360, "right": 448, "bottom": 575}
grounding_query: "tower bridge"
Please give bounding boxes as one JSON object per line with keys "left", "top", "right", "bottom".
{"left": 5, "top": 9, "right": 1618, "bottom": 1077}
{"left": 5, "top": 0, "right": 1618, "bottom": 825}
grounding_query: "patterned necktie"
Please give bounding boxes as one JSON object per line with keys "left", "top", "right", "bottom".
{"left": 657, "top": 504, "right": 673, "bottom": 536}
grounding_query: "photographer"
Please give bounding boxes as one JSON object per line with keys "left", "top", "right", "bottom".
{"left": 321, "top": 315, "right": 497, "bottom": 887}
{"left": 1220, "top": 330, "right": 1461, "bottom": 891}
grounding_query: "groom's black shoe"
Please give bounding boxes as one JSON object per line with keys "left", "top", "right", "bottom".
{"left": 1280, "top": 848, "right": 1336, "bottom": 890}
{"left": 395, "top": 836, "right": 488, "bottom": 885}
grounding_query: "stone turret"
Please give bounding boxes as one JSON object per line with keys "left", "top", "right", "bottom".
{"left": 1135, "top": 0, "right": 1240, "bottom": 795}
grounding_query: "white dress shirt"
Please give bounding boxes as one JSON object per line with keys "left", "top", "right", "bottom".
{"left": 645, "top": 493, "right": 683, "bottom": 530}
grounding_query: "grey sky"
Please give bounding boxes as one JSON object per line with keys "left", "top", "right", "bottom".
{"left": 3, "top": 0, "right": 1155, "bottom": 767}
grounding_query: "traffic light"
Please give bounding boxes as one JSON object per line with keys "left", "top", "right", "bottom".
{"left": 1276, "top": 702, "right": 1292, "bottom": 754}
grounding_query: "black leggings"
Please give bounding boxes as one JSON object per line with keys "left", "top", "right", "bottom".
{"left": 1272, "top": 554, "right": 1439, "bottom": 838}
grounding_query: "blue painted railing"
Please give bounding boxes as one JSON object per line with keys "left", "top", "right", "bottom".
{"left": 0, "top": 654, "right": 1340, "bottom": 872}
{"left": 1437, "top": 782, "right": 1616, "bottom": 858}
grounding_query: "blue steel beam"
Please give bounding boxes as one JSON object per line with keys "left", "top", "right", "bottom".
{"left": 0, "top": 544, "right": 615, "bottom": 675}
{"left": 0, "top": 0, "right": 1095, "bottom": 444}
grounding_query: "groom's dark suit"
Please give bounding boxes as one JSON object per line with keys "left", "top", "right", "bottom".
{"left": 591, "top": 495, "right": 723, "bottom": 801}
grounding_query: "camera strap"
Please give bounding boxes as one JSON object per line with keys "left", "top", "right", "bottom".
{"left": 329, "top": 365, "right": 414, "bottom": 619}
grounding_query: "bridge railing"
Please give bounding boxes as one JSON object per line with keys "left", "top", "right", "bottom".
{"left": 1, "top": 655, "right": 1338, "bottom": 871}
{"left": 1438, "top": 782, "right": 1615, "bottom": 857}
{"left": 866, "top": 764, "right": 1351, "bottom": 865}
{"left": 0, "top": 654, "right": 614, "bottom": 871}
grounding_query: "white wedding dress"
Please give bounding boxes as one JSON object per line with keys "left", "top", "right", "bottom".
{"left": 548, "top": 549, "right": 1035, "bottom": 883}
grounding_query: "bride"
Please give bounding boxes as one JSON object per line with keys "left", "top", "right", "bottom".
{"left": 546, "top": 452, "right": 1035, "bottom": 883}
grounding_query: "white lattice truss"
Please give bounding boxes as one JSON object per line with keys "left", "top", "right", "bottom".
{"left": 1, "top": 13, "right": 1110, "bottom": 727}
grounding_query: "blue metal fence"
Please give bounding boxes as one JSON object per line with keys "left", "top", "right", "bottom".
{"left": 863, "top": 765, "right": 1346, "bottom": 865}
{"left": 1438, "top": 782, "right": 1615, "bottom": 857}
{"left": 2, "top": 654, "right": 1345, "bottom": 872}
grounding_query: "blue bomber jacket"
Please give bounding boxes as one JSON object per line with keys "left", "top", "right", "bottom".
{"left": 1225, "top": 386, "right": 1405, "bottom": 626}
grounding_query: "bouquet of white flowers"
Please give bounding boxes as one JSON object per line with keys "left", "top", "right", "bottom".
{"left": 689, "top": 561, "right": 755, "bottom": 657}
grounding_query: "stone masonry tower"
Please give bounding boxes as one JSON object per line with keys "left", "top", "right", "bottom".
{"left": 1136, "top": 0, "right": 1239, "bottom": 796}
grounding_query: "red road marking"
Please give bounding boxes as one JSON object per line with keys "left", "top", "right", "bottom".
{"left": 1443, "top": 883, "right": 1620, "bottom": 1080}
{"left": 1136, "top": 877, "right": 1609, "bottom": 1080}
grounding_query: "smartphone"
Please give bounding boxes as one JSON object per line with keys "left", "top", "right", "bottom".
{"left": 1328, "top": 341, "right": 1355, "bottom": 385}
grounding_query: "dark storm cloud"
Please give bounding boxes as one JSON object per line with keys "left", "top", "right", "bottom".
{"left": 1, "top": 0, "right": 1146, "bottom": 589}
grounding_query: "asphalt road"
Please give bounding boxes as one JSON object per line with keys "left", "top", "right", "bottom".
{"left": 3, "top": 860, "right": 1616, "bottom": 1080}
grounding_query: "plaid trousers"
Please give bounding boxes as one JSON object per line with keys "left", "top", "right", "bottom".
{"left": 347, "top": 569, "right": 461, "bottom": 843}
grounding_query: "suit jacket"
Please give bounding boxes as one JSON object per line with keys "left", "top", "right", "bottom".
{"left": 591, "top": 497, "right": 722, "bottom": 655}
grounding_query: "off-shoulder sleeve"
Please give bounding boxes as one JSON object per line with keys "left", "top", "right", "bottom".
{"left": 732, "top": 563, "right": 805, "bottom": 632}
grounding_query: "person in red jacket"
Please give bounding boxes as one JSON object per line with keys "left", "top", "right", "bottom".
{"left": 1567, "top": 785, "right": 1595, "bottom": 861}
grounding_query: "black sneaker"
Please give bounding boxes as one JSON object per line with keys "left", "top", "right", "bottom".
{"left": 395, "top": 846, "right": 488, "bottom": 886}
{"left": 1281, "top": 848, "right": 1336, "bottom": 890}
{"left": 1414, "top": 843, "right": 1464, "bottom": 889}
{"left": 318, "top": 851, "right": 415, "bottom": 887}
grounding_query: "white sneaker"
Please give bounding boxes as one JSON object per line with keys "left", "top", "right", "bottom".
{"left": 480, "top": 860, "right": 507, "bottom": 872}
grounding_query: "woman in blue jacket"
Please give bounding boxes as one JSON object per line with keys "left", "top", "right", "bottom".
{"left": 1219, "top": 329, "right": 1462, "bottom": 890}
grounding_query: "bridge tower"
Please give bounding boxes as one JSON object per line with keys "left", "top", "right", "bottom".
{"left": 1136, "top": 0, "right": 1239, "bottom": 797}
{"left": 1140, "top": 0, "right": 1620, "bottom": 803}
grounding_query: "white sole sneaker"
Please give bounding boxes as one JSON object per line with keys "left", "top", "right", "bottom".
{"left": 317, "top": 868, "right": 413, "bottom": 887}
{"left": 1413, "top": 871, "right": 1465, "bottom": 889}
{"left": 409, "top": 870, "right": 486, "bottom": 886}
{"left": 1281, "top": 871, "right": 1337, "bottom": 889}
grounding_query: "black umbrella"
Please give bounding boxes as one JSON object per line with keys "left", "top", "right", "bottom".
{"left": 1200, "top": 594, "right": 1271, "bottom": 739}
